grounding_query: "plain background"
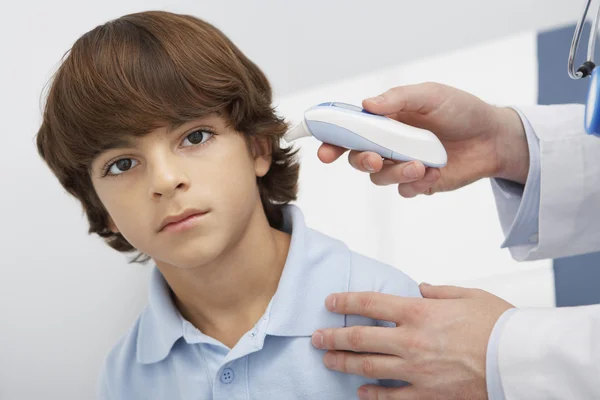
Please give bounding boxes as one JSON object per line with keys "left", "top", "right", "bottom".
{"left": 0, "top": 1, "right": 585, "bottom": 398}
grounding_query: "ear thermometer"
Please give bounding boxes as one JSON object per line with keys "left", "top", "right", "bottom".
{"left": 284, "top": 102, "right": 447, "bottom": 168}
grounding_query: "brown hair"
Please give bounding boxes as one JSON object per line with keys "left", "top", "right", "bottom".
{"left": 36, "top": 10, "right": 299, "bottom": 261}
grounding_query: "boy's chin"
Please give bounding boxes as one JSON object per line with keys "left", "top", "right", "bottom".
{"left": 153, "top": 246, "right": 224, "bottom": 270}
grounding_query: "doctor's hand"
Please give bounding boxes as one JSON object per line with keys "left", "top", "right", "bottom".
{"left": 317, "top": 82, "right": 529, "bottom": 197}
{"left": 311, "top": 284, "right": 514, "bottom": 400}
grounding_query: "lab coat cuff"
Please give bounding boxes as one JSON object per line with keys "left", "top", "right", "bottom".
{"left": 486, "top": 307, "right": 517, "bottom": 400}
{"left": 498, "top": 305, "right": 600, "bottom": 398}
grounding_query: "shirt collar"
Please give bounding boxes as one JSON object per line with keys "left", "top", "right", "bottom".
{"left": 136, "top": 205, "right": 350, "bottom": 364}
{"left": 136, "top": 266, "right": 186, "bottom": 364}
{"left": 264, "top": 205, "right": 349, "bottom": 336}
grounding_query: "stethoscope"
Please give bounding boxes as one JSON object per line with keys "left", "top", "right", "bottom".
{"left": 570, "top": 0, "right": 600, "bottom": 136}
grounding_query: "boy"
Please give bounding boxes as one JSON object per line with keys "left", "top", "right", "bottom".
{"left": 36, "top": 11, "right": 422, "bottom": 399}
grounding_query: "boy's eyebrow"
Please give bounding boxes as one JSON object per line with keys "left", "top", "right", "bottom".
{"left": 97, "top": 116, "right": 214, "bottom": 153}
{"left": 166, "top": 119, "right": 209, "bottom": 134}
{"left": 90, "top": 138, "right": 137, "bottom": 172}
{"left": 99, "top": 137, "right": 138, "bottom": 152}
{"left": 166, "top": 114, "right": 216, "bottom": 134}
{"left": 166, "top": 121, "right": 188, "bottom": 134}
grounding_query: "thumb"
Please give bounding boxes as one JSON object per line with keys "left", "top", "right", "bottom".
{"left": 362, "top": 82, "right": 448, "bottom": 116}
{"left": 419, "top": 283, "right": 471, "bottom": 299}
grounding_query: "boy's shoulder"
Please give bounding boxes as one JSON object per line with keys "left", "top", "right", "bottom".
{"left": 304, "top": 226, "right": 422, "bottom": 330}
{"left": 97, "top": 305, "right": 177, "bottom": 400}
{"left": 347, "top": 250, "right": 422, "bottom": 298}
{"left": 304, "top": 224, "right": 422, "bottom": 299}
{"left": 290, "top": 205, "right": 419, "bottom": 299}
{"left": 97, "top": 313, "right": 143, "bottom": 396}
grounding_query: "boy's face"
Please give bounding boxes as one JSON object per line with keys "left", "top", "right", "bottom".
{"left": 90, "top": 115, "right": 271, "bottom": 268}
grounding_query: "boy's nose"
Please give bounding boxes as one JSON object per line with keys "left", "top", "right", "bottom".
{"left": 149, "top": 159, "right": 190, "bottom": 199}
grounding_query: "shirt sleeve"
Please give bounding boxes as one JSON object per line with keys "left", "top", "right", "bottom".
{"left": 490, "top": 108, "right": 541, "bottom": 250}
{"left": 97, "top": 364, "right": 112, "bottom": 400}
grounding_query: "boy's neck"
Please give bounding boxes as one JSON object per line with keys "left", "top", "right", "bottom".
{"left": 156, "top": 206, "right": 290, "bottom": 349}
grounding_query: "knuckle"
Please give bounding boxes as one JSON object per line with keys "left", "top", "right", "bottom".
{"left": 409, "top": 358, "right": 435, "bottom": 377}
{"left": 421, "top": 81, "right": 439, "bottom": 90}
{"left": 404, "top": 333, "right": 428, "bottom": 354}
{"left": 408, "top": 301, "right": 429, "bottom": 320}
{"left": 360, "top": 293, "right": 376, "bottom": 314}
{"left": 385, "top": 88, "right": 406, "bottom": 107}
{"left": 361, "top": 355, "right": 376, "bottom": 378}
{"left": 348, "top": 327, "right": 365, "bottom": 351}
{"left": 387, "top": 86, "right": 402, "bottom": 96}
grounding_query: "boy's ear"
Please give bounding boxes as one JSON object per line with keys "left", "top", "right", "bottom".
{"left": 252, "top": 137, "right": 272, "bottom": 178}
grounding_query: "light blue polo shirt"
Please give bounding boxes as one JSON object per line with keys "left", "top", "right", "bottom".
{"left": 98, "top": 205, "right": 422, "bottom": 399}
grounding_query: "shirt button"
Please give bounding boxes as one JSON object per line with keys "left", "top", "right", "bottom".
{"left": 220, "top": 368, "right": 235, "bottom": 384}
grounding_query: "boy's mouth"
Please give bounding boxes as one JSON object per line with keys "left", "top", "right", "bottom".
{"left": 158, "top": 209, "right": 209, "bottom": 233}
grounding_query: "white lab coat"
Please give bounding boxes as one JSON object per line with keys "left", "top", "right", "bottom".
{"left": 494, "top": 104, "right": 600, "bottom": 399}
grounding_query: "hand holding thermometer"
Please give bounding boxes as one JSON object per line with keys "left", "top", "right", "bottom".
{"left": 284, "top": 102, "right": 448, "bottom": 168}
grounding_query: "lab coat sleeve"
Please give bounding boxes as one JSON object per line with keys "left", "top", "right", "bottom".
{"left": 487, "top": 305, "right": 600, "bottom": 399}
{"left": 493, "top": 104, "right": 600, "bottom": 261}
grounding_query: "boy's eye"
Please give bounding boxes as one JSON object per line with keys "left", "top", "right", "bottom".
{"left": 108, "top": 158, "right": 138, "bottom": 175}
{"left": 182, "top": 130, "right": 213, "bottom": 147}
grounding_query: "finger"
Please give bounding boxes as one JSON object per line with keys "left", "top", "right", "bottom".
{"left": 317, "top": 143, "right": 348, "bottom": 163}
{"left": 312, "top": 326, "right": 402, "bottom": 354}
{"left": 362, "top": 82, "right": 447, "bottom": 116}
{"left": 370, "top": 161, "right": 426, "bottom": 186}
{"left": 322, "top": 351, "right": 408, "bottom": 381}
{"left": 325, "top": 292, "right": 411, "bottom": 322}
{"left": 358, "top": 384, "right": 417, "bottom": 400}
{"left": 348, "top": 150, "right": 384, "bottom": 173}
{"left": 419, "top": 283, "right": 471, "bottom": 299}
{"left": 397, "top": 168, "right": 441, "bottom": 198}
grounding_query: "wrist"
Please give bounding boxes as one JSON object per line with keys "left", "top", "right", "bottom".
{"left": 492, "top": 107, "right": 529, "bottom": 184}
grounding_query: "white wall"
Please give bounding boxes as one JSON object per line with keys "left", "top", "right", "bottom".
{"left": 277, "top": 31, "right": 553, "bottom": 306}
{"left": 0, "top": 5, "right": 555, "bottom": 399}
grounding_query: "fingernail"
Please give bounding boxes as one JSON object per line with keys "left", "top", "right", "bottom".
{"left": 358, "top": 387, "right": 370, "bottom": 400}
{"left": 324, "top": 352, "right": 336, "bottom": 368}
{"left": 364, "top": 159, "right": 374, "bottom": 172}
{"left": 403, "top": 163, "right": 419, "bottom": 179}
{"left": 326, "top": 295, "right": 337, "bottom": 311}
{"left": 312, "top": 331, "right": 324, "bottom": 349}
{"left": 366, "top": 95, "right": 385, "bottom": 104}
